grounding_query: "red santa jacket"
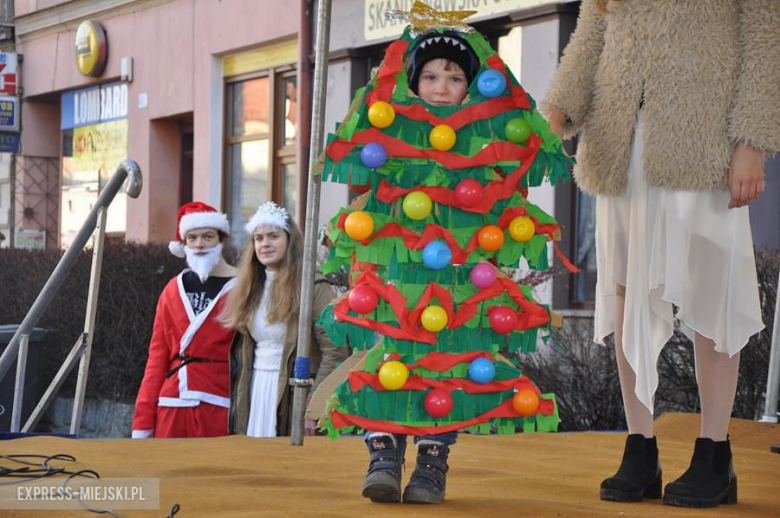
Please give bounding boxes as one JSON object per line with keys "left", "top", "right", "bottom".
{"left": 132, "top": 272, "right": 237, "bottom": 436}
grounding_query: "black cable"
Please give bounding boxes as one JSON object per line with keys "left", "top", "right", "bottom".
{"left": 1, "top": 452, "right": 177, "bottom": 518}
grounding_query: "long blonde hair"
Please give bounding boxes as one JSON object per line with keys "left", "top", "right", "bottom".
{"left": 220, "top": 218, "right": 304, "bottom": 334}
{"left": 596, "top": 0, "right": 621, "bottom": 13}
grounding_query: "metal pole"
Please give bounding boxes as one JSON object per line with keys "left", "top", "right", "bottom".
{"left": 70, "top": 207, "right": 108, "bottom": 435}
{"left": 760, "top": 270, "right": 780, "bottom": 423}
{"left": 290, "top": 0, "right": 332, "bottom": 446}
{"left": 11, "top": 334, "right": 29, "bottom": 433}
{"left": 0, "top": 160, "right": 142, "bottom": 383}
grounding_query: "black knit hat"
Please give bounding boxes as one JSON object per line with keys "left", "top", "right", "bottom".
{"left": 407, "top": 31, "right": 479, "bottom": 95}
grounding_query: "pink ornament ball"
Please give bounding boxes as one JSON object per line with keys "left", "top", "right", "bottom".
{"left": 470, "top": 263, "right": 497, "bottom": 289}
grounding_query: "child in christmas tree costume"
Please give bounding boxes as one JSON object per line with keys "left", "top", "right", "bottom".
{"left": 317, "top": 2, "right": 575, "bottom": 505}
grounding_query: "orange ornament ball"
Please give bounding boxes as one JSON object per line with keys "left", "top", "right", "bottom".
{"left": 344, "top": 211, "right": 374, "bottom": 241}
{"left": 478, "top": 225, "right": 505, "bottom": 252}
{"left": 512, "top": 389, "right": 540, "bottom": 417}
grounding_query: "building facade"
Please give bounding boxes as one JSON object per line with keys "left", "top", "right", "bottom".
{"left": 13, "top": 0, "right": 309, "bottom": 249}
{"left": 7, "top": 0, "right": 778, "bottom": 311}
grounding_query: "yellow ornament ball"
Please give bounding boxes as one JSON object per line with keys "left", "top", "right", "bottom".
{"left": 344, "top": 211, "right": 374, "bottom": 241}
{"left": 429, "top": 124, "right": 457, "bottom": 151}
{"left": 378, "top": 360, "right": 409, "bottom": 390}
{"left": 368, "top": 101, "right": 396, "bottom": 128}
{"left": 421, "top": 305, "right": 448, "bottom": 332}
{"left": 508, "top": 216, "right": 536, "bottom": 242}
{"left": 402, "top": 191, "right": 433, "bottom": 220}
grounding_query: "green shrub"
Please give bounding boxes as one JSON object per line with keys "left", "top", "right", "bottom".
{"left": 0, "top": 241, "right": 237, "bottom": 403}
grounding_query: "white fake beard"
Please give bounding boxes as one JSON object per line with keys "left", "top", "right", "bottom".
{"left": 184, "top": 243, "right": 223, "bottom": 282}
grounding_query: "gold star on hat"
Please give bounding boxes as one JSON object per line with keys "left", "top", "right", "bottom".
{"left": 385, "top": 1, "right": 476, "bottom": 38}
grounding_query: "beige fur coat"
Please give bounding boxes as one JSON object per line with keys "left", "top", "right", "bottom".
{"left": 540, "top": 0, "right": 780, "bottom": 195}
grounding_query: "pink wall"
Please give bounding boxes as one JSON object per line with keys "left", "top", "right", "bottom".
{"left": 17, "top": 0, "right": 301, "bottom": 243}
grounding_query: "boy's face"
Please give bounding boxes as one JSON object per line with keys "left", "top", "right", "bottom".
{"left": 417, "top": 58, "right": 468, "bottom": 106}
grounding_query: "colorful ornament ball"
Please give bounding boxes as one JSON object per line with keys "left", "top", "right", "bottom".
{"left": 477, "top": 69, "right": 507, "bottom": 98}
{"left": 344, "top": 211, "right": 374, "bottom": 241}
{"left": 477, "top": 225, "right": 505, "bottom": 252}
{"left": 505, "top": 118, "right": 532, "bottom": 144}
{"left": 378, "top": 360, "right": 409, "bottom": 391}
{"left": 348, "top": 284, "right": 378, "bottom": 315}
{"left": 489, "top": 305, "right": 518, "bottom": 334}
{"left": 368, "top": 101, "right": 395, "bottom": 128}
{"left": 360, "top": 142, "right": 388, "bottom": 169}
{"left": 429, "top": 124, "right": 457, "bottom": 151}
{"left": 454, "top": 179, "right": 484, "bottom": 208}
{"left": 422, "top": 241, "right": 452, "bottom": 270}
{"left": 402, "top": 191, "right": 433, "bottom": 220}
{"left": 421, "top": 305, "right": 448, "bottom": 333}
{"left": 424, "top": 388, "right": 454, "bottom": 418}
{"left": 470, "top": 263, "right": 497, "bottom": 289}
{"left": 512, "top": 389, "right": 540, "bottom": 417}
{"left": 468, "top": 357, "right": 496, "bottom": 384}
{"left": 508, "top": 216, "right": 535, "bottom": 242}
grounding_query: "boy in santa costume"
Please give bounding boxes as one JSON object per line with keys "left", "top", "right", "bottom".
{"left": 132, "top": 202, "right": 237, "bottom": 438}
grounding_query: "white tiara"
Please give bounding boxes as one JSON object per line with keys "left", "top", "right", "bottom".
{"left": 245, "top": 201, "right": 290, "bottom": 233}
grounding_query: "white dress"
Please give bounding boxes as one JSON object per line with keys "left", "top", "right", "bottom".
{"left": 594, "top": 111, "right": 764, "bottom": 412}
{"left": 246, "top": 271, "right": 288, "bottom": 437}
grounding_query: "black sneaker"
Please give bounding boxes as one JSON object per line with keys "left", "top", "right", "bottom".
{"left": 403, "top": 443, "right": 450, "bottom": 504}
{"left": 362, "top": 434, "right": 406, "bottom": 503}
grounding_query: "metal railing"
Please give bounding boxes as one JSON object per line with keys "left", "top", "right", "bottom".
{"left": 0, "top": 159, "right": 142, "bottom": 434}
{"left": 760, "top": 270, "right": 780, "bottom": 424}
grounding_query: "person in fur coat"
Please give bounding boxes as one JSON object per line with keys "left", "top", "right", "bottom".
{"left": 541, "top": 0, "right": 778, "bottom": 509}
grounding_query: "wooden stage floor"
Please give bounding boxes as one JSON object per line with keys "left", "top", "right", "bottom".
{"left": 2, "top": 413, "right": 778, "bottom": 517}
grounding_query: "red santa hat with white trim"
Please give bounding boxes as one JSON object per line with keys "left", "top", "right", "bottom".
{"left": 168, "top": 201, "right": 230, "bottom": 258}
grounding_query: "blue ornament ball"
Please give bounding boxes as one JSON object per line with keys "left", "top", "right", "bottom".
{"left": 422, "top": 241, "right": 452, "bottom": 270}
{"left": 360, "top": 142, "right": 388, "bottom": 169}
{"left": 468, "top": 358, "right": 496, "bottom": 384}
{"left": 477, "top": 70, "right": 507, "bottom": 98}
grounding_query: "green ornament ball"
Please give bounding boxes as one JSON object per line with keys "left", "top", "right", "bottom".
{"left": 505, "top": 118, "right": 532, "bottom": 144}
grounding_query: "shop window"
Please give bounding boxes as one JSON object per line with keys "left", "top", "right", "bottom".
{"left": 225, "top": 69, "right": 297, "bottom": 239}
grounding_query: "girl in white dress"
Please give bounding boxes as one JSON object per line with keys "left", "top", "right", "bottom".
{"left": 542, "top": 0, "right": 778, "bottom": 509}
{"left": 221, "top": 202, "right": 346, "bottom": 438}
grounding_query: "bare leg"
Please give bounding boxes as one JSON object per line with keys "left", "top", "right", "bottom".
{"left": 614, "top": 284, "right": 654, "bottom": 438}
{"left": 694, "top": 333, "right": 740, "bottom": 441}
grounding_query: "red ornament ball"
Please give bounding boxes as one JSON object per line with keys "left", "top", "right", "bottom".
{"left": 490, "top": 306, "right": 518, "bottom": 334}
{"left": 512, "top": 389, "right": 540, "bottom": 417}
{"left": 454, "top": 179, "right": 484, "bottom": 208}
{"left": 424, "top": 388, "right": 454, "bottom": 418}
{"left": 348, "top": 284, "right": 378, "bottom": 314}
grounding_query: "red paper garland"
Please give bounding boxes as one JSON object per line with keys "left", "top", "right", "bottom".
{"left": 332, "top": 271, "right": 551, "bottom": 344}
{"left": 327, "top": 127, "right": 535, "bottom": 170}
{"left": 349, "top": 371, "right": 540, "bottom": 395}
{"left": 374, "top": 134, "right": 540, "bottom": 214}
{"left": 330, "top": 397, "right": 555, "bottom": 436}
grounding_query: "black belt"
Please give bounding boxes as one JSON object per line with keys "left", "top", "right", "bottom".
{"left": 166, "top": 353, "right": 227, "bottom": 378}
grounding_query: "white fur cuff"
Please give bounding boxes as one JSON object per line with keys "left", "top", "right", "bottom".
{"left": 179, "top": 212, "right": 230, "bottom": 239}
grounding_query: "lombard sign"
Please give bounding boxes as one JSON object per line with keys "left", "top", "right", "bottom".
{"left": 61, "top": 82, "right": 128, "bottom": 130}
{"left": 364, "top": 0, "right": 560, "bottom": 41}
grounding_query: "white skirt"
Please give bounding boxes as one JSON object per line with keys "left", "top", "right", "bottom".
{"left": 246, "top": 368, "right": 280, "bottom": 438}
{"left": 593, "top": 111, "right": 764, "bottom": 412}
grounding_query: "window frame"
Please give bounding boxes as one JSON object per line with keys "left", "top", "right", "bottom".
{"left": 222, "top": 64, "right": 296, "bottom": 216}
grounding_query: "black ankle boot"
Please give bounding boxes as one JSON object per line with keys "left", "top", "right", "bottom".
{"left": 663, "top": 437, "right": 737, "bottom": 508}
{"left": 402, "top": 442, "right": 450, "bottom": 504}
{"left": 362, "top": 434, "right": 407, "bottom": 503}
{"left": 600, "top": 434, "right": 662, "bottom": 502}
